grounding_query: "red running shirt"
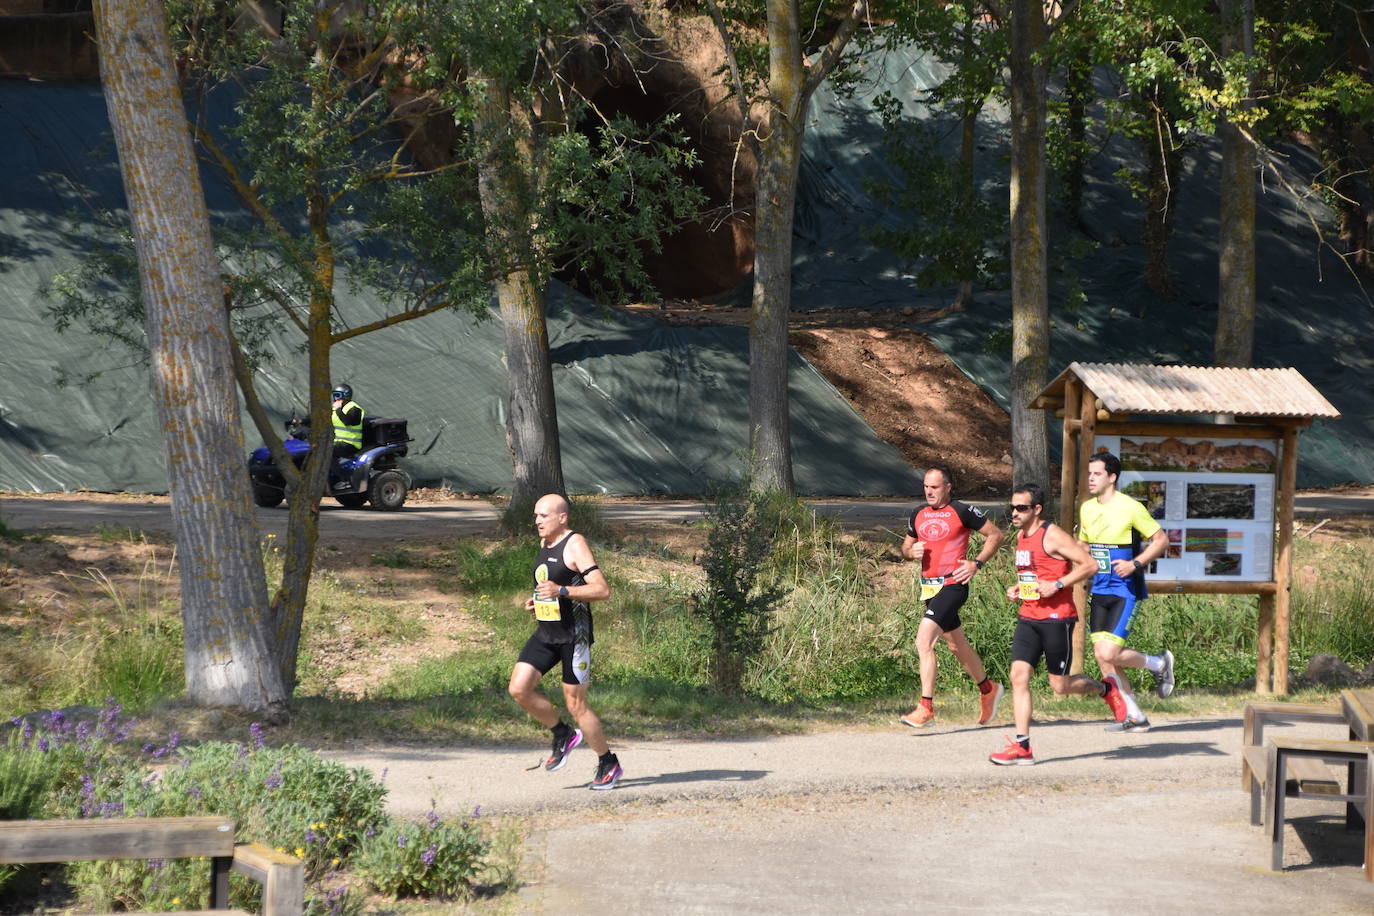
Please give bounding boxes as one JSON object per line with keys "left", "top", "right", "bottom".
{"left": 1014, "top": 522, "right": 1076, "bottom": 620}
{"left": 907, "top": 500, "right": 987, "bottom": 578}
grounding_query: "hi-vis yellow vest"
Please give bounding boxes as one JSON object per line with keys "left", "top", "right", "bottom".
{"left": 332, "top": 400, "right": 364, "bottom": 448}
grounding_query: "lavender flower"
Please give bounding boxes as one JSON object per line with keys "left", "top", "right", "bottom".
{"left": 421, "top": 844, "right": 438, "bottom": 867}
{"left": 396, "top": 833, "right": 408, "bottom": 849}
{"left": 249, "top": 722, "right": 266, "bottom": 750}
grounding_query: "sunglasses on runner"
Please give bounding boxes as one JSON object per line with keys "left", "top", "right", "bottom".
{"left": 1008, "top": 504, "right": 1033, "bottom": 513}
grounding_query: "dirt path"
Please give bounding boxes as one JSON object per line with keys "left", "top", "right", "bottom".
{"left": 330, "top": 715, "right": 1374, "bottom": 914}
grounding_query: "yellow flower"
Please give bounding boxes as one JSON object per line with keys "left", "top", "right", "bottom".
{"left": 336, "top": 832, "right": 345, "bottom": 839}
{"left": 295, "top": 847, "right": 305, "bottom": 858}
{"left": 332, "top": 857, "right": 341, "bottom": 866}
{"left": 171, "top": 899, "right": 180, "bottom": 906}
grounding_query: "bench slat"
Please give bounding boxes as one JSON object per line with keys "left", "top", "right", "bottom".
{"left": 0, "top": 817, "right": 235, "bottom": 864}
{"left": 1342, "top": 688, "right": 1374, "bottom": 741}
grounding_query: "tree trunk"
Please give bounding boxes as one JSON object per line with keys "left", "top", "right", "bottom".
{"left": 747, "top": 0, "right": 808, "bottom": 494}
{"left": 1142, "top": 95, "right": 1181, "bottom": 299}
{"left": 953, "top": 102, "right": 978, "bottom": 311}
{"left": 92, "top": 0, "right": 287, "bottom": 713}
{"left": 1006, "top": 0, "right": 1050, "bottom": 488}
{"left": 1214, "top": 0, "right": 1256, "bottom": 367}
{"left": 1064, "top": 45, "right": 1092, "bottom": 229}
{"left": 473, "top": 73, "right": 565, "bottom": 504}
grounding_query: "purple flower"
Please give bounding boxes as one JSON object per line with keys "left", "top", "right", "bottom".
{"left": 396, "top": 833, "right": 408, "bottom": 849}
{"left": 249, "top": 722, "right": 265, "bottom": 750}
{"left": 425, "top": 810, "right": 440, "bottom": 830}
{"left": 263, "top": 771, "right": 284, "bottom": 790}
{"left": 472, "top": 805, "right": 481, "bottom": 817}
{"left": 421, "top": 844, "right": 437, "bottom": 867}
{"left": 36, "top": 737, "right": 49, "bottom": 753}
{"left": 188, "top": 786, "right": 202, "bottom": 800}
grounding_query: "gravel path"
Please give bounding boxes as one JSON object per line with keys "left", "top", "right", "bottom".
{"left": 329, "top": 714, "right": 1374, "bottom": 914}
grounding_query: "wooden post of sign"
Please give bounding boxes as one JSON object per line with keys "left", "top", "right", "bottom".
{"left": 1256, "top": 593, "right": 1274, "bottom": 694}
{"left": 1070, "top": 387, "right": 1099, "bottom": 675}
{"left": 1059, "top": 377, "right": 1081, "bottom": 532}
{"left": 1271, "top": 426, "right": 1299, "bottom": 694}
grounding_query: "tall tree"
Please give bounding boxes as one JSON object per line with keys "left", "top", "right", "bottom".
{"left": 707, "top": 0, "right": 871, "bottom": 493}
{"left": 55, "top": 0, "right": 702, "bottom": 696}
{"left": 984, "top": 0, "right": 1076, "bottom": 489}
{"left": 1215, "top": 0, "right": 1257, "bottom": 366}
{"left": 90, "top": 0, "right": 287, "bottom": 713}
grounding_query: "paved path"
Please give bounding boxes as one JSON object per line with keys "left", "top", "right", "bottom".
{"left": 328, "top": 714, "right": 1374, "bottom": 914}
{"left": 3, "top": 489, "right": 1370, "bottom": 541}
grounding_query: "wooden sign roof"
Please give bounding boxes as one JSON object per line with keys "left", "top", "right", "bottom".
{"left": 1031, "top": 362, "right": 1340, "bottom": 419}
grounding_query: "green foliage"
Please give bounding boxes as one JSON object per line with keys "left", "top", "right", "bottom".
{"left": 448, "top": 540, "right": 539, "bottom": 597}
{"left": 864, "top": 95, "right": 1005, "bottom": 293}
{"left": 691, "top": 485, "right": 788, "bottom": 694}
{"left": 60, "top": 730, "right": 386, "bottom": 914}
{"left": 354, "top": 810, "right": 492, "bottom": 900}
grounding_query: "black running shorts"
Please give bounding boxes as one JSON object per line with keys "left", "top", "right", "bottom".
{"left": 1011, "top": 617, "right": 1076, "bottom": 676}
{"left": 518, "top": 634, "right": 591, "bottom": 686}
{"left": 923, "top": 583, "right": 970, "bottom": 632}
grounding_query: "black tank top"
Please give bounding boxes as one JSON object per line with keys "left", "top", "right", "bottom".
{"left": 532, "top": 532, "right": 594, "bottom": 645}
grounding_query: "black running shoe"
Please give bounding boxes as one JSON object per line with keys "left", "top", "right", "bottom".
{"left": 590, "top": 753, "right": 622, "bottom": 790}
{"left": 545, "top": 728, "right": 583, "bottom": 771}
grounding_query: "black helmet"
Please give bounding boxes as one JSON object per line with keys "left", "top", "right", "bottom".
{"left": 331, "top": 383, "right": 353, "bottom": 401}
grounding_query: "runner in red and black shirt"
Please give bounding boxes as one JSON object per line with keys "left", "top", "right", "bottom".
{"left": 899, "top": 466, "right": 1006, "bottom": 729}
{"left": 988, "top": 483, "right": 1125, "bottom": 766}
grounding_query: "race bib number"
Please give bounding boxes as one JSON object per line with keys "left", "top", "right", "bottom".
{"left": 1090, "top": 545, "right": 1110, "bottom": 575}
{"left": 920, "top": 576, "right": 945, "bottom": 602}
{"left": 533, "top": 596, "right": 562, "bottom": 621}
{"left": 1017, "top": 571, "right": 1040, "bottom": 601}
{"left": 533, "top": 562, "right": 561, "bottom": 621}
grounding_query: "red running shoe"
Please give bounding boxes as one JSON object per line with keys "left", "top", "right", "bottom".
{"left": 989, "top": 736, "right": 1034, "bottom": 766}
{"left": 1102, "top": 678, "right": 1128, "bottom": 723}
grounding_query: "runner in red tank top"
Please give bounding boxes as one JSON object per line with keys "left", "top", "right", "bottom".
{"left": 988, "top": 484, "right": 1125, "bottom": 766}
{"left": 899, "top": 466, "right": 1006, "bottom": 730}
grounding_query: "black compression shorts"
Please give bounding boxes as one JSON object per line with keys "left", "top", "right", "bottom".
{"left": 518, "top": 634, "right": 591, "bottom": 686}
{"left": 923, "top": 583, "right": 970, "bottom": 632}
{"left": 1011, "top": 617, "right": 1076, "bottom": 676}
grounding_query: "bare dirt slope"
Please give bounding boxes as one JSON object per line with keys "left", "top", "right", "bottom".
{"left": 620, "top": 302, "right": 1012, "bottom": 495}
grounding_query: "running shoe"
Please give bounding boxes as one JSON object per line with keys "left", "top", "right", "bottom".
{"left": 590, "top": 754, "right": 622, "bottom": 790}
{"left": 900, "top": 705, "right": 936, "bottom": 728}
{"left": 1152, "top": 649, "right": 1176, "bottom": 698}
{"left": 544, "top": 728, "right": 583, "bottom": 772}
{"left": 1104, "top": 715, "right": 1151, "bottom": 733}
{"left": 1101, "top": 678, "right": 1128, "bottom": 723}
{"left": 989, "top": 736, "right": 1034, "bottom": 766}
{"left": 978, "top": 682, "right": 1005, "bottom": 725}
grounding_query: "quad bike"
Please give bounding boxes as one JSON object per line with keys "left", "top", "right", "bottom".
{"left": 247, "top": 416, "right": 412, "bottom": 510}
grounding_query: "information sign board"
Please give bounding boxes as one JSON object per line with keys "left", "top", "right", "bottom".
{"left": 1092, "top": 434, "right": 1277, "bottom": 583}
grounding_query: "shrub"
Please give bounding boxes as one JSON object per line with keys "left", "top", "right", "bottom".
{"left": 26, "top": 712, "right": 387, "bottom": 915}
{"left": 691, "top": 485, "right": 787, "bottom": 694}
{"left": 354, "top": 808, "right": 491, "bottom": 900}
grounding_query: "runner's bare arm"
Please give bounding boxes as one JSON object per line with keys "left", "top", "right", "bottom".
{"left": 1041, "top": 524, "right": 1097, "bottom": 597}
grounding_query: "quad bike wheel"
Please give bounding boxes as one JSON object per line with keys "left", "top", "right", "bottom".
{"left": 253, "top": 485, "right": 284, "bottom": 508}
{"left": 369, "top": 470, "right": 407, "bottom": 510}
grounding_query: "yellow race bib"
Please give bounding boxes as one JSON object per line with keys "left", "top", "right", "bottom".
{"left": 1017, "top": 571, "right": 1040, "bottom": 601}
{"left": 533, "top": 563, "right": 561, "bottom": 621}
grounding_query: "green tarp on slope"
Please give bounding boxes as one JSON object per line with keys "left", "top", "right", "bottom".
{"left": 0, "top": 81, "right": 917, "bottom": 496}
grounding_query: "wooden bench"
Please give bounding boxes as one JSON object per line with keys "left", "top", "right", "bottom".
{"left": 1257, "top": 737, "right": 1374, "bottom": 876}
{"left": 0, "top": 816, "right": 304, "bottom": 915}
{"left": 1241, "top": 700, "right": 1345, "bottom": 809}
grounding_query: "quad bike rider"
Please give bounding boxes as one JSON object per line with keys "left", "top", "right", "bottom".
{"left": 247, "top": 383, "right": 412, "bottom": 510}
